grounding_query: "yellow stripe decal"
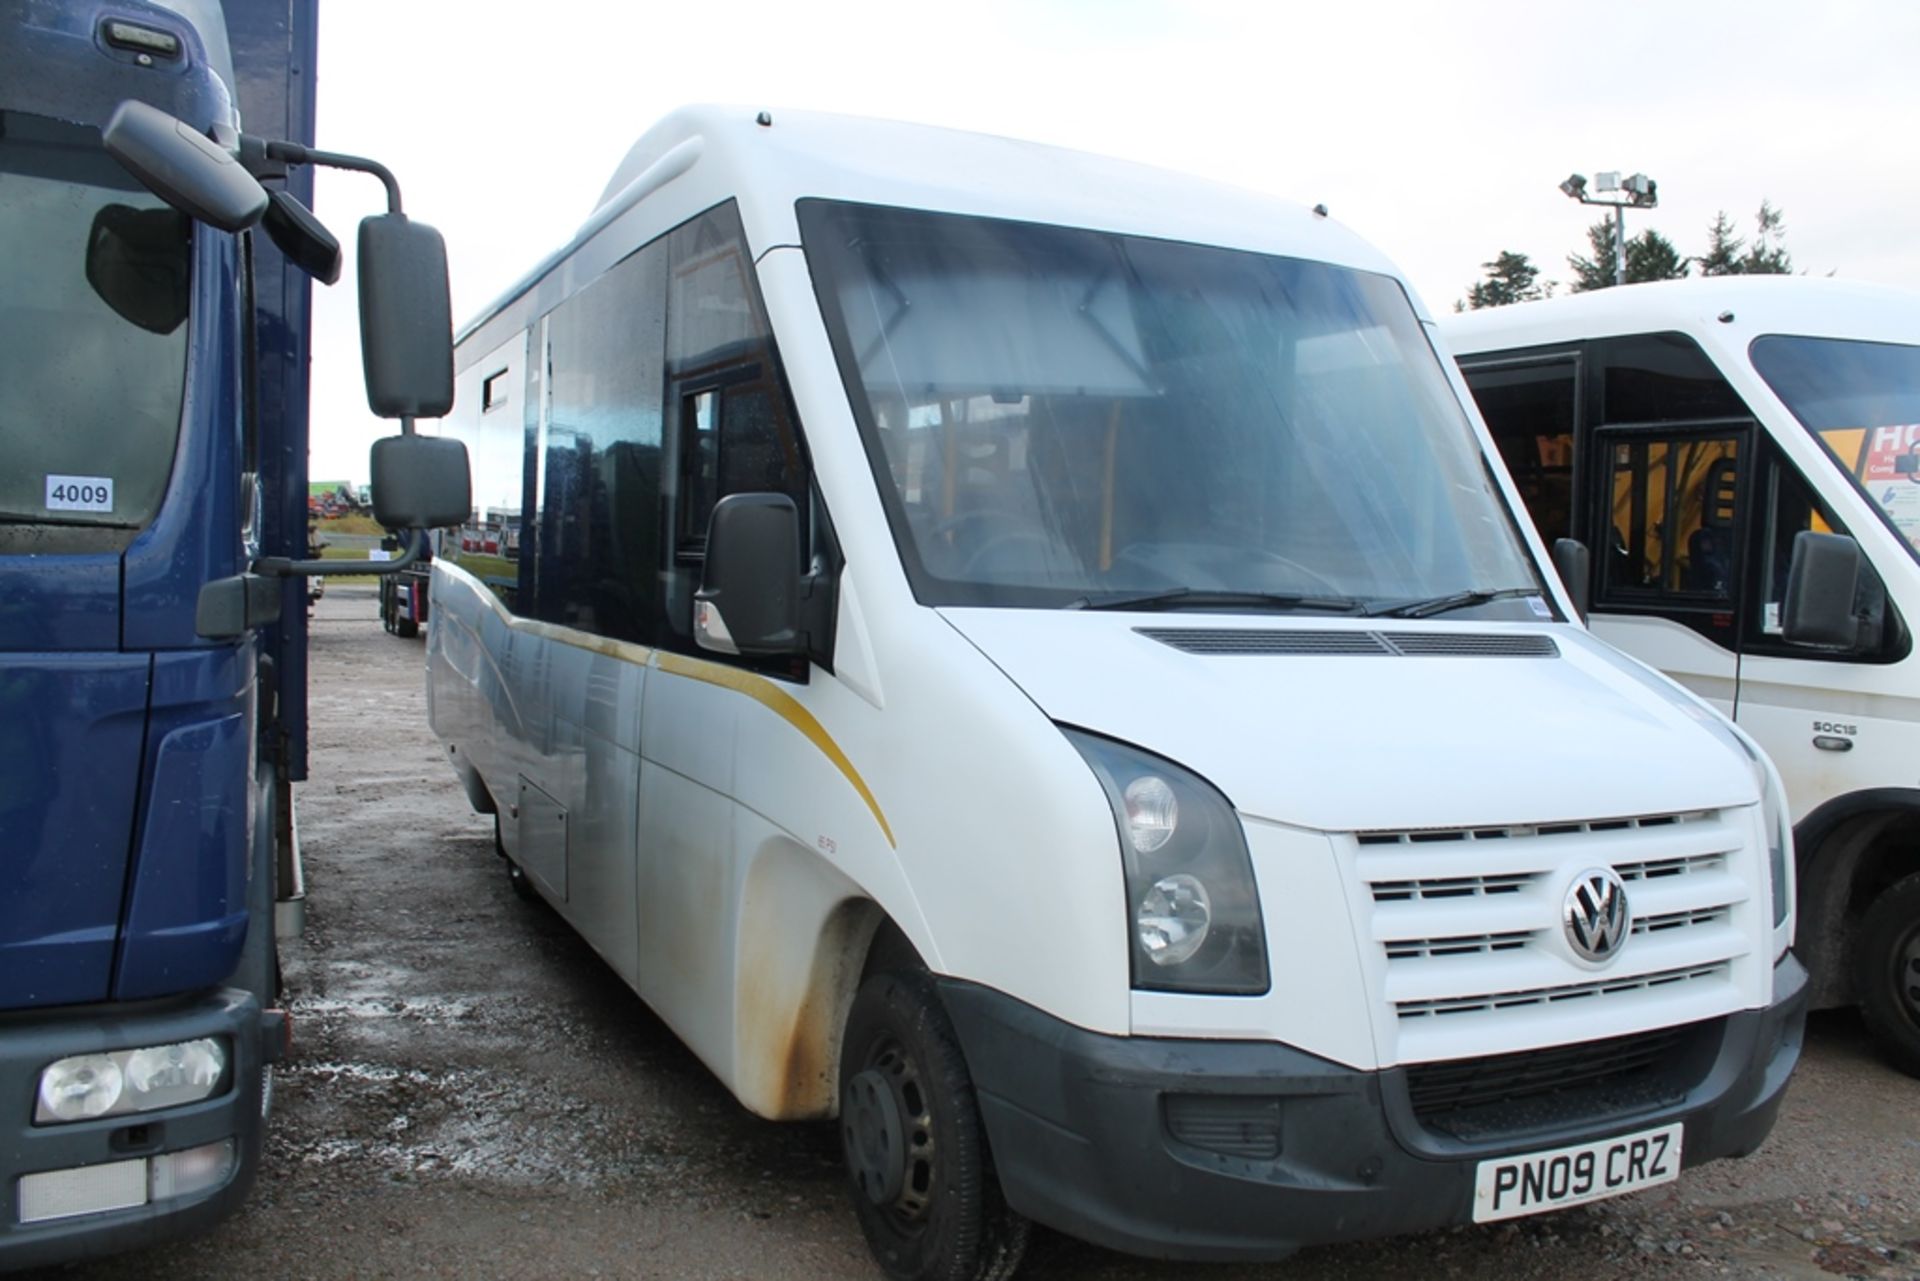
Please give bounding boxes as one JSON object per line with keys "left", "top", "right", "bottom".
{"left": 436, "top": 562, "right": 893, "bottom": 849}
{"left": 655, "top": 651, "right": 896, "bottom": 849}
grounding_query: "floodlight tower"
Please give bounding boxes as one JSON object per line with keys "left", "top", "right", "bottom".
{"left": 1559, "top": 171, "right": 1658, "bottom": 287}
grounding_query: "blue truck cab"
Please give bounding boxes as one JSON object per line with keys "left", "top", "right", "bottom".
{"left": 0, "top": 0, "right": 463, "bottom": 1265}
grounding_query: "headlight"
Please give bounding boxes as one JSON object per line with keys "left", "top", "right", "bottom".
{"left": 1064, "top": 728, "right": 1268, "bottom": 994}
{"left": 35, "top": 1038, "right": 228, "bottom": 1125}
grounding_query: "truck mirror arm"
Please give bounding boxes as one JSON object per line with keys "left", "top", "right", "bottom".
{"left": 253, "top": 526, "right": 429, "bottom": 579}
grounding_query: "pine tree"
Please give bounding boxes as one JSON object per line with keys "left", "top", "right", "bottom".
{"left": 1697, "top": 211, "right": 1745, "bottom": 276}
{"left": 1569, "top": 221, "right": 1689, "bottom": 291}
{"left": 1741, "top": 201, "right": 1792, "bottom": 274}
{"left": 1463, "top": 250, "right": 1547, "bottom": 310}
{"left": 1696, "top": 203, "right": 1793, "bottom": 276}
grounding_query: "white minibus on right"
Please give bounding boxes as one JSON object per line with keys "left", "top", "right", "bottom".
{"left": 1448, "top": 278, "right": 1920, "bottom": 1077}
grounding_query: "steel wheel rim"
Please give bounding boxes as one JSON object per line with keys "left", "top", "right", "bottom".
{"left": 851, "top": 1034, "right": 936, "bottom": 1230}
{"left": 1898, "top": 923, "right": 1920, "bottom": 1022}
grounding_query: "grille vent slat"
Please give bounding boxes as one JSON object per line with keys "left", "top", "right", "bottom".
{"left": 1135, "top": 628, "right": 1558, "bottom": 658}
{"left": 1396, "top": 962, "right": 1728, "bottom": 1020}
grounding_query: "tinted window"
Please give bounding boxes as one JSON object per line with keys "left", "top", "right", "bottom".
{"left": 528, "top": 240, "right": 669, "bottom": 642}
{"left": 0, "top": 112, "right": 189, "bottom": 534}
{"left": 1601, "top": 333, "right": 1748, "bottom": 424}
{"left": 1464, "top": 358, "right": 1578, "bottom": 544}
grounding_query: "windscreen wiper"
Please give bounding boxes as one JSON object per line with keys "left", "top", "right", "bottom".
{"left": 1365, "top": 586, "right": 1544, "bottom": 620}
{"left": 1067, "top": 588, "right": 1369, "bottom": 613}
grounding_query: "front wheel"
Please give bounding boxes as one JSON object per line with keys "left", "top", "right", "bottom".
{"left": 1856, "top": 871, "right": 1920, "bottom": 1078}
{"left": 839, "top": 970, "right": 1028, "bottom": 1281}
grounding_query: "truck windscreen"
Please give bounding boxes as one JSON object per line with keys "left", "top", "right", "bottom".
{"left": 0, "top": 112, "right": 189, "bottom": 538}
{"left": 799, "top": 200, "right": 1539, "bottom": 612}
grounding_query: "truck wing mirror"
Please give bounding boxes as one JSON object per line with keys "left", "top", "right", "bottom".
{"left": 358, "top": 213, "right": 454, "bottom": 419}
{"left": 1551, "top": 538, "right": 1591, "bottom": 622}
{"left": 262, "top": 190, "right": 342, "bottom": 285}
{"left": 1783, "top": 531, "right": 1860, "bottom": 648}
{"left": 370, "top": 434, "right": 470, "bottom": 532}
{"left": 694, "top": 494, "right": 804, "bottom": 657}
{"left": 101, "top": 100, "right": 268, "bottom": 232}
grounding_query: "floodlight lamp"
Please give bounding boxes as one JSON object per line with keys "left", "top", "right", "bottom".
{"left": 1595, "top": 171, "right": 1621, "bottom": 192}
{"left": 1559, "top": 174, "right": 1587, "bottom": 199}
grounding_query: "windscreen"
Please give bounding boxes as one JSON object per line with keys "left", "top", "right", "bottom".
{"left": 0, "top": 112, "right": 190, "bottom": 534}
{"left": 799, "top": 201, "right": 1539, "bottom": 611}
{"left": 1751, "top": 335, "right": 1920, "bottom": 559}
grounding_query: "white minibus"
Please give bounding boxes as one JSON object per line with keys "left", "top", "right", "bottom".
{"left": 1447, "top": 279, "right": 1920, "bottom": 1080}
{"left": 426, "top": 108, "right": 1805, "bottom": 1279}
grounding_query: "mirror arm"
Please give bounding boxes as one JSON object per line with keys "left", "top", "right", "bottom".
{"left": 254, "top": 527, "right": 428, "bottom": 578}
{"left": 240, "top": 135, "right": 404, "bottom": 213}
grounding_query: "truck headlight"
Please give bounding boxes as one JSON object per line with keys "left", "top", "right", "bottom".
{"left": 1064, "top": 728, "right": 1269, "bottom": 994}
{"left": 35, "top": 1038, "right": 228, "bottom": 1125}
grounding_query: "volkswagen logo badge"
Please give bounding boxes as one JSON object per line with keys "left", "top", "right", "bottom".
{"left": 1563, "top": 867, "right": 1630, "bottom": 964}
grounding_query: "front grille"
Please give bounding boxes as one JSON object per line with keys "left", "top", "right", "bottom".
{"left": 1405, "top": 1022, "right": 1712, "bottom": 1141}
{"left": 1356, "top": 808, "right": 1752, "bottom": 1049}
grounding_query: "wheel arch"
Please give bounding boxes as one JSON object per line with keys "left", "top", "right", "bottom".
{"left": 1794, "top": 787, "right": 1920, "bottom": 1008}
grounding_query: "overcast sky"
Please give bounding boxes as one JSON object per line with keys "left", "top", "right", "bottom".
{"left": 305, "top": 0, "right": 1920, "bottom": 482}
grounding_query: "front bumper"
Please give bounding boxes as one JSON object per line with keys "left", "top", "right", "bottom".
{"left": 0, "top": 987, "right": 278, "bottom": 1272}
{"left": 941, "top": 952, "right": 1807, "bottom": 1261}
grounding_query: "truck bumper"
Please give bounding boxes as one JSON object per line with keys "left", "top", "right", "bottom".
{"left": 0, "top": 986, "right": 278, "bottom": 1272}
{"left": 940, "top": 952, "right": 1807, "bottom": 1261}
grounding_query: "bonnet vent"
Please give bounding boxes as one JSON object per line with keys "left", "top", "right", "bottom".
{"left": 1135, "top": 628, "right": 1559, "bottom": 658}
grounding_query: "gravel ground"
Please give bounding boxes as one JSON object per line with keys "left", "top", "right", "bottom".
{"left": 28, "top": 586, "right": 1920, "bottom": 1279}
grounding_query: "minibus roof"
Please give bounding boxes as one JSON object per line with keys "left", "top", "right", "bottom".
{"left": 1443, "top": 276, "right": 1920, "bottom": 356}
{"left": 458, "top": 104, "right": 1407, "bottom": 349}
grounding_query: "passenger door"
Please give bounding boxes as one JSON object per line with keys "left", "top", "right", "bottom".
{"left": 1464, "top": 335, "right": 1755, "bottom": 717}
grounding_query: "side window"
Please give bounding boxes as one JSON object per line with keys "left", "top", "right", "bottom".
{"left": 528, "top": 239, "right": 669, "bottom": 643}
{"left": 1597, "top": 432, "right": 1743, "bottom": 610}
{"left": 1460, "top": 356, "right": 1579, "bottom": 545}
{"left": 662, "top": 202, "right": 812, "bottom": 654}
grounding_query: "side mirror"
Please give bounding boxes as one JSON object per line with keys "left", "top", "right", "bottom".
{"left": 1783, "top": 531, "right": 1860, "bottom": 648}
{"left": 101, "top": 100, "right": 268, "bottom": 232}
{"left": 262, "top": 190, "right": 342, "bottom": 285}
{"left": 1551, "top": 538, "right": 1591, "bottom": 622}
{"left": 694, "top": 494, "right": 803, "bottom": 657}
{"left": 359, "top": 214, "right": 454, "bottom": 419}
{"left": 371, "top": 434, "right": 470, "bottom": 531}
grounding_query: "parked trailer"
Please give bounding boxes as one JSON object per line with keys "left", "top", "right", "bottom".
{"left": 0, "top": 0, "right": 465, "bottom": 1265}
{"left": 428, "top": 107, "right": 1804, "bottom": 1280}
{"left": 1447, "top": 277, "right": 1920, "bottom": 1076}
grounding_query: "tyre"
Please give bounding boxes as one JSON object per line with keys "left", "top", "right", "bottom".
{"left": 396, "top": 617, "right": 419, "bottom": 639}
{"left": 839, "top": 970, "right": 1028, "bottom": 1281}
{"left": 1856, "top": 871, "right": 1920, "bottom": 1078}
